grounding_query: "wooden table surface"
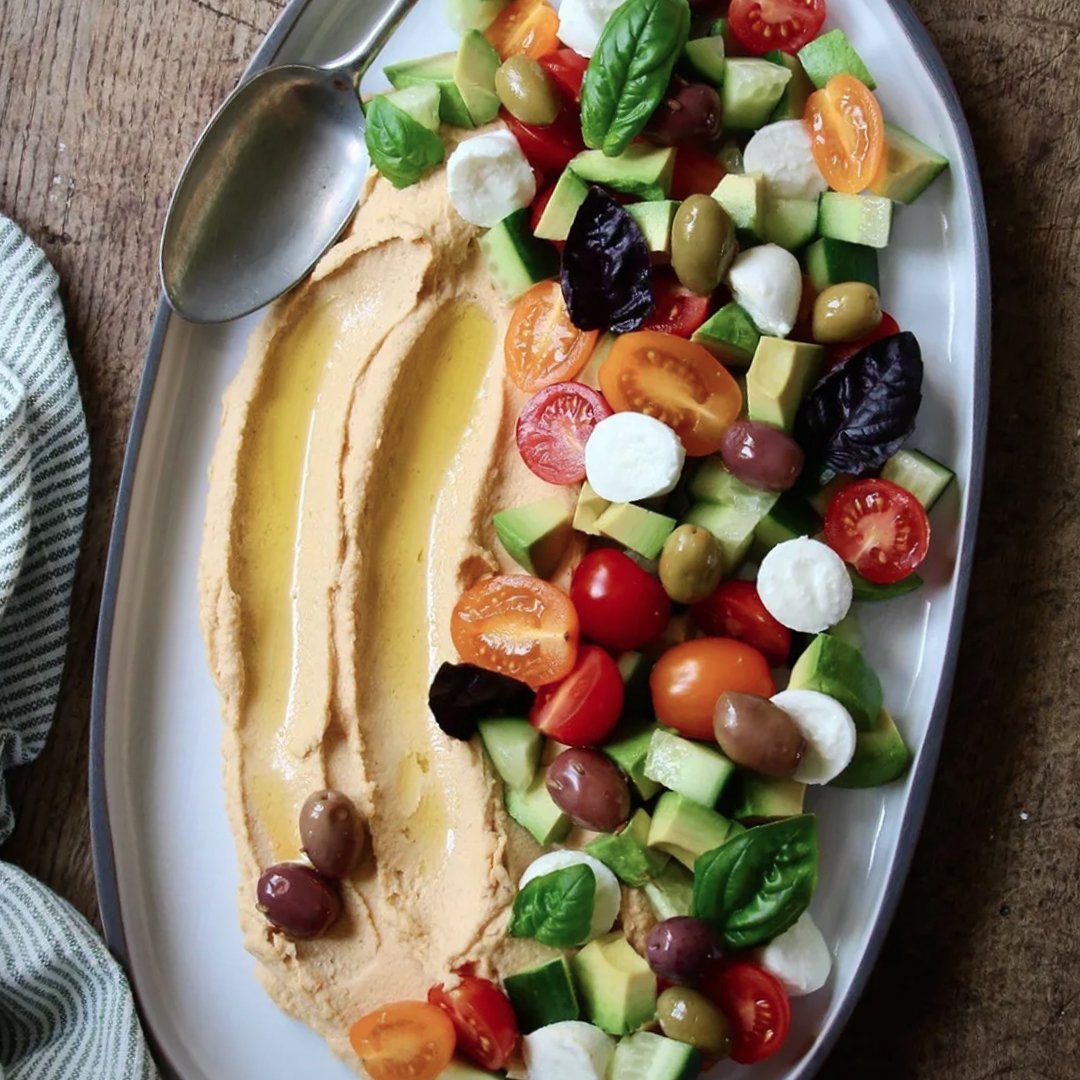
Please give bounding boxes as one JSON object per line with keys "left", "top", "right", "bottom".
{"left": 2, "top": 0, "right": 1078, "bottom": 1075}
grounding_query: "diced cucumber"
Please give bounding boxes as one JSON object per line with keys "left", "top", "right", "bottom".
{"left": 798, "top": 28, "right": 877, "bottom": 90}
{"left": 644, "top": 728, "right": 735, "bottom": 807}
{"left": 505, "top": 773, "right": 571, "bottom": 845}
{"left": 610, "top": 1031, "right": 701, "bottom": 1080}
{"left": 881, "top": 448, "right": 955, "bottom": 509}
{"left": 617, "top": 651, "right": 654, "bottom": 716}
{"left": 689, "top": 457, "right": 766, "bottom": 507}
{"left": 717, "top": 140, "right": 744, "bottom": 174}
{"left": 691, "top": 302, "right": 761, "bottom": 367}
{"left": 534, "top": 167, "right": 589, "bottom": 241}
{"left": 711, "top": 172, "right": 765, "bottom": 236}
{"left": 643, "top": 861, "right": 695, "bottom": 920}
{"left": 753, "top": 491, "right": 821, "bottom": 555}
{"left": 804, "top": 236, "right": 880, "bottom": 292}
{"left": 478, "top": 208, "right": 559, "bottom": 302}
{"left": 504, "top": 957, "right": 580, "bottom": 1033}
{"left": 765, "top": 50, "right": 814, "bottom": 122}
{"left": 478, "top": 718, "right": 542, "bottom": 792}
{"left": 848, "top": 566, "right": 924, "bottom": 602}
{"left": 870, "top": 121, "right": 950, "bottom": 204}
{"left": 762, "top": 196, "right": 819, "bottom": 251}
{"left": 684, "top": 35, "right": 725, "bottom": 86}
{"left": 722, "top": 58, "right": 793, "bottom": 131}
{"left": 818, "top": 192, "right": 893, "bottom": 250}
{"left": 604, "top": 720, "right": 663, "bottom": 801}
{"left": 384, "top": 84, "right": 442, "bottom": 132}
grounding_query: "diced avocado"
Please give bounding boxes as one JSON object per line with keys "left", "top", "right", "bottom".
{"left": 818, "top": 192, "right": 893, "bottom": 250}
{"left": 722, "top": 58, "right": 792, "bottom": 131}
{"left": 573, "top": 481, "right": 611, "bottom": 536}
{"left": 610, "top": 1031, "right": 701, "bottom": 1080}
{"left": 572, "top": 932, "right": 658, "bottom": 1036}
{"left": 587, "top": 808, "right": 671, "bottom": 887}
{"left": 648, "top": 791, "right": 732, "bottom": 870}
{"left": 869, "top": 121, "right": 950, "bottom": 204}
{"left": 797, "top": 28, "right": 877, "bottom": 90}
{"left": 848, "top": 566, "right": 924, "bottom": 602}
{"left": 534, "top": 167, "right": 589, "bottom": 241}
{"left": 683, "top": 463, "right": 778, "bottom": 573}
{"left": 753, "top": 491, "right": 821, "bottom": 555}
{"left": 454, "top": 30, "right": 501, "bottom": 125}
{"left": 762, "top": 196, "right": 819, "bottom": 252}
{"left": 439, "top": 1058, "right": 503, "bottom": 1080}
{"left": 732, "top": 774, "right": 807, "bottom": 823}
{"left": 444, "top": 0, "right": 508, "bottom": 32}
{"left": 881, "top": 447, "right": 955, "bottom": 510}
{"left": 711, "top": 172, "right": 765, "bottom": 236}
{"left": 628, "top": 200, "right": 679, "bottom": 258}
{"left": 684, "top": 34, "right": 725, "bottom": 86}
{"left": 570, "top": 145, "right": 676, "bottom": 201}
{"left": 384, "top": 53, "right": 474, "bottom": 129}
{"left": 789, "top": 632, "right": 883, "bottom": 731}
{"left": 746, "top": 336, "right": 825, "bottom": 433}
{"left": 831, "top": 708, "right": 911, "bottom": 788}
{"left": 765, "top": 50, "right": 814, "bottom": 122}
{"left": 493, "top": 496, "right": 572, "bottom": 578}
{"left": 689, "top": 456, "right": 761, "bottom": 507}
{"left": 643, "top": 861, "right": 695, "bottom": 920}
{"left": 691, "top": 302, "right": 761, "bottom": 367}
{"left": 644, "top": 728, "right": 735, "bottom": 807}
{"left": 503, "top": 956, "right": 580, "bottom": 1033}
{"left": 617, "top": 651, "right": 654, "bottom": 716}
{"left": 804, "top": 236, "right": 880, "bottom": 292}
{"left": 383, "top": 84, "right": 442, "bottom": 132}
{"left": 604, "top": 720, "right": 663, "bottom": 801}
{"left": 505, "top": 774, "right": 571, "bottom": 845}
{"left": 596, "top": 503, "right": 677, "bottom": 560}
{"left": 479, "top": 208, "right": 559, "bottom": 301}
{"left": 478, "top": 718, "right": 542, "bottom": 792}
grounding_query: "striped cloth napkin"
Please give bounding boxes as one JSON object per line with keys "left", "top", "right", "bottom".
{"left": 0, "top": 216, "right": 158, "bottom": 1080}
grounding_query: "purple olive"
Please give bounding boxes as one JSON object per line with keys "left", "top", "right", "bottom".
{"left": 256, "top": 863, "right": 341, "bottom": 939}
{"left": 647, "top": 82, "right": 723, "bottom": 147}
{"left": 299, "top": 790, "right": 366, "bottom": 879}
{"left": 720, "top": 420, "right": 805, "bottom": 492}
{"left": 546, "top": 748, "right": 632, "bottom": 833}
{"left": 646, "top": 916, "right": 722, "bottom": 984}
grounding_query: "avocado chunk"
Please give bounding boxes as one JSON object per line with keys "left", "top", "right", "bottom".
{"left": 384, "top": 52, "right": 475, "bottom": 129}
{"left": 573, "top": 480, "right": 611, "bottom": 536}
{"left": 711, "top": 172, "right": 765, "bottom": 236}
{"left": 503, "top": 956, "right": 580, "bottom": 1033}
{"left": 684, "top": 460, "right": 779, "bottom": 572}
{"left": 596, "top": 502, "right": 677, "bottom": 560}
{"left": 644, "top": 728, "right": 736, "bottom": 807}
{"left": 478, "top": 718, "right": 542, "bottom": 792}
{"left": 789, "top": 632, "right": 883, "bottom": 731}
{"left": 797, "top": 28, "right": 877, "bottom": 90}
{"left": 869, "top": 121, "right": 950, "bottom": 204}
{"left": 818, "top": 192, "right": 893, "bottom": 249}
{"left": 753, "top": 490, "right": 821, "bottom": 556}
{"left": 692, "top": 302, "right": 761, "bottom": 367}
{"left": 804, "top": 236, "right": 880, "bottom": 292}
{"left": 586, "top": 808, "right": 671, "bottom": 886}
{"left": 721, "top": 58, "right": 792, "bottom": 130}
{"left": 684, "top": 34, "right": 726, "bottom": 85}
{"left": 732, "top": 774, "right": 807, "bottom": 823}
{"left": 627, "top": 200, "right": 679, "bottom": 257}
{"left": 493, "top": 496, "right": 572, "bottom": 578}
{"left": 604, "top": 719, "right": 662, "bottom": 800}
{"left": 570, "top": 145, "right": 676, "bottom": 201}
{"left": 831, "top": 708, "right": 911, "bottom": 788}
{"left": 642, "top": 860, "right": 695, "bottom": 920}
{"left": 382, "top": 84, "right": 442, "bottom": 131}
{"left": 505, "top": 774, "right": 572, "bottom": 845}
{"left": 454, "top": 30, "right": 501, "bottom": 125}
{"left": 765, "top": 50, "right": 814, "bottom": 122}
{"left": 648, "top": 791, "right": 732, "bottom": 869}
{"left": 616, "top": 651, "right": 654, "bottom": 716}
{"left": 572, "top": 932, "right": 658, "bottom": 1035}
{"left": 746, "top": 336, "right": 825, "bottom": 433}
{"left": 534, "top": 167, "right": 589, "bottom": 241}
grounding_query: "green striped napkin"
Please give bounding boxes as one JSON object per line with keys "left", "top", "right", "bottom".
{"left": 0, "top": 216, "right": 157, "bottom": 1079}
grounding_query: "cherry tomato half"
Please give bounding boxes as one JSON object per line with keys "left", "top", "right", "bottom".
{"left": 506, "top": 281, "right": 599, "bottom": 393}
{"left": 641, "top": 275, "right": 712, "bottom": 338}
{"left": 650, "top": 638, "right": 776, "bottom": 741}
{"left": 505, "top": 108, "right": 585, "bottom": 173}
{"left": 728, "top": 0, "right": 826, "bottom": 55}
{"left": 516, "top": 381, "right": 613, "bottom": 485}
{"left": 598, "top": 332, "right": 743, "bottom": 457}
{"left": 706, "top": 962, "right": 792, "bottom": 1065}
{"left": 826, "top": 312, "right": 900, "bottom": 370}
{"left": 570, "top": 549, "right": 672, "bottom": 652}
{"left": 670, "top": 145, "right": 727, "bottom": 201}
{"left": 530, "top": 644, "right": 624, "bottom": 745}
{"left": 428, "top": 977, "right": 518, "bottom": 1071}
{"left": 485, "top": 0, "right": 559, "bottom": 59}
{"left": 538, "top": 48, "right": 589, "bottom": 102}
{"left": 451, "top": 574, "right": 579, "bottom": 688}
{"left": 692, "top": 580, "right": 791, "bottom": 666}
{"left": 824, "top": 477, "right": 931, "bottom": 585}
{"left": 349, "top": 1001, "right": 456, "bottom": 1080}
{"left": 806, "top": 74, "right": 885, "bottom": 195}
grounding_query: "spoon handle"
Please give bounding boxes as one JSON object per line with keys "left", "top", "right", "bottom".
{"left": 332, "top": 0, "right": 425, "bottom": 80}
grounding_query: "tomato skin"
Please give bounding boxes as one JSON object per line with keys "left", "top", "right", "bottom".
{"left": 692, "top": 581, "right": 791, "bottom": 666}
{"left": 650, "top": 638, "right": 776, "bottom": 741}
{"left": 506, "top": 281, "right": 599, "bottom": 393}
{"left": 806, "top": 74, "right": 885, "bottom": 195}
{"left": 506, "top": 109, "right": 585, "bottom": 173}
{"left": 826, "top": 312, "right": 900, "bottom": 370}
{"left": 670, "top": 145, "right": 727, "bottom": 201}
{"left": 641, "top": 276, "right": 712, "bottom": 338}
{"left": 530, "top": 645, "right": 625, "bottom": 745}
{"left": 485, "top": 0, "right": 560, "bottom": 59}
{"left": 349, "top": 1001, "right": 457, "bottom": 1080}
{"left": 570, "top": 550, "right": 672, "bottom": 652}
{"left": 705, "top": 961, "right": 792, "bottom": 1065}
{"left": 428, "top": 977, "right": 518, "bottom": 1071}
{"left": 728, "top": 0, "right": 826, "bottom": 55}
{"left": 516, "top": 382, "right": 613, "bottom": 485}
{"left": 824, "top": 478, "right": 931, "bottom": 585}
{"left": 538, "top": 48, "right": 589, "bottom": 102}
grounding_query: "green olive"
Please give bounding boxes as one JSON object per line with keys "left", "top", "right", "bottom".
{"left": 812, "top": 281, "right": 883, "bottom": 344}
{"left": 494, "top": 56, "right": 560, "bottom": 126}
{"left": 657, "top": 987, "right": 732, "bottom": 1059}
{"left": 670, "top": 195, "right": 736, "bottom": 296}
{"left": 659, "top": 524, "right": 724, "bottom": 604}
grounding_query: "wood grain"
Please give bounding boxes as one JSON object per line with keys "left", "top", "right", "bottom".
{"left": 0, "top": 0, "right": 1078, "bottom": 1075}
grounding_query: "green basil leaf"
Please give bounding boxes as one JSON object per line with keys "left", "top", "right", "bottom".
{"left": 691, "top": 814, "right": 819, "bottom": 950}
{"left": 364, "top": 96, "right": 445, "bottom": 190}
{"left": 580, "top": 0, "right": 691, "bottom": 157}
{"left": 509, "top": 864, "right": 596, "bottom": 948}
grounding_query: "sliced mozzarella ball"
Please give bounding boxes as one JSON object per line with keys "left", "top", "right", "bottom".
{"left": 519, "top": 850, "right": 621, "bottom": 939}
{"left": 757, "top": 536, "right": 853, "bottom": 633}
{"left": 726, "top": 244, "right": 803, "bottom": 338}
{"left": 755, "top": 912, "right": 832, "bottom": 997}
{"left": 772, "top": 688, "right": 857, "bottom": 784}
{"left": 584, "top": 412, "right": 686, "bottom": 503}
{"left": 743, "top": 120, "right": 828, "bottom": 201}
{"left": 555, "top": 0, "right": 623, "bottom": 57}
{"left": 523, "top": 1021, "right": 616, "bottom": 1080}
{"left": 446, "top": 131, "right": 536, "bottom": 227}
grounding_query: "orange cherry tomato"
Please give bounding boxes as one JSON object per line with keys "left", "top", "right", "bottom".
{"left": 598, "top": 331, "right": 743, "bottom": 456}
{"left": 805, "top": 74, "right": 885, "bottom": 195}
{"left": 506, "top": 281, "right": 600, "bottom": 393}
{"left": 349, "top": 1001, "right": 456, "bottom": 1080}
{"left": 650, "top": 638, "right": 776, "bottom": 741}
{"left": 485, "top": 0, "right": 560, "bottom": 60}
{"left": 451, "top": 574, "right": 579, "bottom": 688}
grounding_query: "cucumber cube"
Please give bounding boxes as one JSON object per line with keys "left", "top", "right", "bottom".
{"left": 644, "top": 728, "right": 736, "bottom": 807}
{"left": 818, "top": 192, "right": 893, "bottom": 250}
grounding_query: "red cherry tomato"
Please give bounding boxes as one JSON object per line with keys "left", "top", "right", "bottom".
{"left": 826, "top": 312, "right": 900, "bottom": 370}
{"left": 538, "top": 48, "right": 589, "bottom": 102}
{"left": 728, "top": 0, "right": 826, "bottom": 56}
{"left": 706, "top": 961, "right": 792, "bottom": 1064}
{"left": 641, "top": 275, "right": 712, "bottom": 338}
{"left": 530, "top": 644, "right": 624, "bottom": 745}
{"left": 516, "top": 382, "right": 613, "bottom": 485}
{"left": 569, "top": 550, "right": 672, "bottom": 651}
{"left": 670, "top": 145, "right": 727, "bottom": 201}
{"left": 824, "top": 477, "right": 931, "bottom": 585}
{"left": 505, "top": 109, "right": 585, "bottom": 173}
{"left": 692, "top": 580, "right": 791, "bottom": 666}
{"left": 428, "top": 977, "right": 518, "bottom": 1071}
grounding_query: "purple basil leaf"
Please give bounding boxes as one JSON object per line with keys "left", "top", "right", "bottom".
{"left": 561, "top": 186, "right": 654, "bottom": 333}
{"left": 428, "top": 661, "right": 535, "bottom": 740}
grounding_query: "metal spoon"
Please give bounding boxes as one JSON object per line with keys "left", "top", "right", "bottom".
{"left": 160, "top": 0, "right": 421, "bottom": 324}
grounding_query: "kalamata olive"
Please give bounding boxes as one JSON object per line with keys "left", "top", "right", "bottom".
{"left": 546, "top": 748, "right": 632, "bottom": 833}
{"left": 256, "top": 863, "right": 341, "bottom": 939}
{"left": 646, "top": 917, "right": 722, "bottom": 984}
{"left": 812, "top": 281, "right": 883, "bottom": 344}
{"left": 659, "top": 525, "right": 724, "bottom": 604}
{"left": 647, "top": 82, "right": 723, "bottom": 147}
{"left": 720, "top": 419, "right": 805, "bottom": 492}
{"left": 494, "top": 55, "right": 560, "bottom": 126}
{"left": 714, "top": 691, "right": 806, "bottom": 777}
{"left": 657, "top": 987, "right": 733, "bottom": 1058}
{"left": 299, "top": 790, "right": 366, "bottom": 879}
{"left": 670, "top": 195, "right": 737, "bottom": 296}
